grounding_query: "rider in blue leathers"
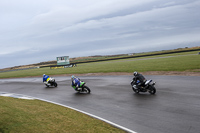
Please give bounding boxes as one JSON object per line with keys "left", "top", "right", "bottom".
{"left": 43, "top": 74, "right": 50, "bottom": 84}
{"left": 71, "top": 75, "right": 81, "bottom": 91}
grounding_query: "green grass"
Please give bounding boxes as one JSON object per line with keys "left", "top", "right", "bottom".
{"left": 0, "top": 96, "right": 125, "bottom": 133}
{"left": 70, "top": 47, "right": 200, "bottom": 63}
{"left": 0, "top": 51, "right": 200, "bottom": 79}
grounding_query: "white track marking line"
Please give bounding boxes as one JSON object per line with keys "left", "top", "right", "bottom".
{"left": 0, "top": 92, "right": 137, "bottom": 133}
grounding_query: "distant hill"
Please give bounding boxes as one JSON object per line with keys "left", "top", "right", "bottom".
{"left": 1, "top": 46, "right": 199, "bottom": 72}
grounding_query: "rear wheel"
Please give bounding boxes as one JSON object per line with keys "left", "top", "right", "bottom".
{"left": 149, "top": 86, "right": 156, "bottom": 94}
{"left": 83, "top": 86, "right": 91, "bottom": 94}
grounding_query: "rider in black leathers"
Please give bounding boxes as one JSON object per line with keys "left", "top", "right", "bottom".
{"left": 132, "top": 71, "right": 147, "bottom": 90}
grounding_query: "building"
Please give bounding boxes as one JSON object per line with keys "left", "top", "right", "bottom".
{"left": 56, "top": 56, "right": 70, "bottom": 65}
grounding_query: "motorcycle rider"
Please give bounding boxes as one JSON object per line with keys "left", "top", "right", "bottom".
{"left": 43, "top": 74, "right": 50, "bottom": 84}
{"left": 71, "top": 75, "right": 81, "bottom": 91}
{"left": 132, "top": 71, "right": 147, "bottom": 91}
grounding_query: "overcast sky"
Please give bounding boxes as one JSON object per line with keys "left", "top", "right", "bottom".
{"left": 0, "top": 0, "right": 200, "bottom": 68}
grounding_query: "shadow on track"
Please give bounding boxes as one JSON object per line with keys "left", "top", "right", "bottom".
{"left": 73, "top": 92, "right": 91, "bottom": 96}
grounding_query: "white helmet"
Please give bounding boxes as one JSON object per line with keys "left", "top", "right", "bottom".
{"left": 133, "top": 71, "right": 138, "bottom": 76}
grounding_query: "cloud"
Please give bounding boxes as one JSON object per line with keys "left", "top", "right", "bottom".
{"left": 0, "top": 0, "right": 200, "bottom": 68}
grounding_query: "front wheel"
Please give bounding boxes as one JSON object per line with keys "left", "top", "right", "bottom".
{"left": 132, "top": 85, "right": 139, "bottom": 94}
{"left": 54, "top": 82, "right": 58, "bottom": 87}
{"left": 45, "top": 84, "right": 49, "bottom": 87}
{"left": 132, "top": 87, "right": 139, "bottom": 94}
{"left": 148, "top": 86, "right": 156, "bottom": 94}
{"left": 83, "top": 86, "right": 91, "bottom": 94}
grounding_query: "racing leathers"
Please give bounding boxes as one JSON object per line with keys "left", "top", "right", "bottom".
{"left": 43, "top": 75, "right": 50, "bottom": 84}
{"left": 71, "top": 77, "right": 81, "bottom": 91}
{"left": 133, "top": 73, "right": 146, "bottom": 90}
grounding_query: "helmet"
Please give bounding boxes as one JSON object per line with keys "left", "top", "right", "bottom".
{"left": 133, "top": 71, "right": 138, "bottom": 76}
{"left": 71, "top": 75, "right": 75, "bottom": 80}
{"left": 43, "top": 74, "right": 45, "bottom": 76}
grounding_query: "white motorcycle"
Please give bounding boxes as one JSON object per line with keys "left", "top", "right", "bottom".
{"left": 44, "top": 77, "right": 57, "bottom": 87}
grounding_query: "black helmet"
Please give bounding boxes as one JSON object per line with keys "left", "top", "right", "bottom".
{"left": 133, "top": 71, "right": 138, "bottom": 76}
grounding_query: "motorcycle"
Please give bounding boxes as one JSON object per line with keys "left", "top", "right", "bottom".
{"left": 72, "top": 81, "right": 91, "bottom": 94}
{"left": 131, "top": 79, "right": 156, "bottom": 94}
{"left": 44, "top": 77, "right": 58, "bottom": 87}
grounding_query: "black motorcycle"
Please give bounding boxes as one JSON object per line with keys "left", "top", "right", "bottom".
{"left": 44, "top": 77, "right": 58, "bottom": 87}
{"left": 131, "top": 79, "right": 156, "bottom": 94}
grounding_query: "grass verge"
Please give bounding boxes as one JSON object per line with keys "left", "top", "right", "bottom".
{"left": 0, "top": 51, "right": 200, "bottom": 79}
{"left": 0, "top": 96, "right": 125, "bottom": 133}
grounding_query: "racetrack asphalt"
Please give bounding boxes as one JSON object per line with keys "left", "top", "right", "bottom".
{"left": 0, "top": 75, "right": 200, "bottom": 133}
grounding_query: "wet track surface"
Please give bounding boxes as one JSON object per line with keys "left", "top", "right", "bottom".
{"left": 0, "top": 75, "right": 200, "bottom": 133}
